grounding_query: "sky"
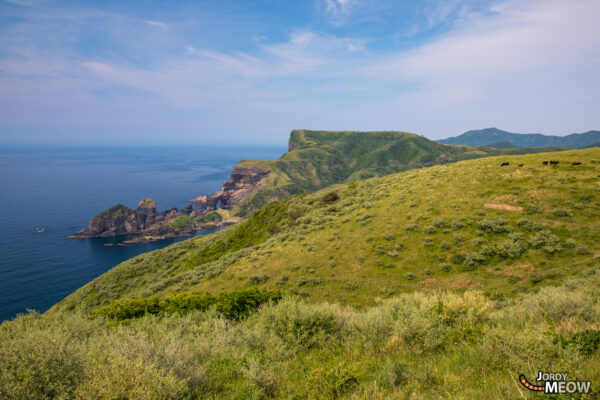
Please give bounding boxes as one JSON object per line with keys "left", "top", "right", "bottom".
{"left": 0, "top": 0, "right": 599, "bottom": 146}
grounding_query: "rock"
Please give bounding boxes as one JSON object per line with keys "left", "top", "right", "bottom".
{"left": 70, "top": 199, "right": 194, "bottom": 241}
{"left": 181, "top": 205, "right": 193, "bottom": 214}
{"left": 137, "top": 198, "right": 157, "bottom": 213}
{"left": 191, "top": 166, "right": 270, "bottom": 210}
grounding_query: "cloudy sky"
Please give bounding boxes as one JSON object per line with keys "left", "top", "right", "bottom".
{"left": 1, "top": 0, "right": 599, "bottom": 145}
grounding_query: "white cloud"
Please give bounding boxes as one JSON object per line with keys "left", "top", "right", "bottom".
{"left": 144, "top": 20, "right": 168, "bottom": 30}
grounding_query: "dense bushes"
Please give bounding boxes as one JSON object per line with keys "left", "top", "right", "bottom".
{"left": 92, "top": 289, "right": 283, "bottom": 321}
{"left": 2, "top": 285, "right": 600, "bottom": 399}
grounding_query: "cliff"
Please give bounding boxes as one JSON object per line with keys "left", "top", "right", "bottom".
{"left": 69, "top": 198, "right": 223, "bottom": 242}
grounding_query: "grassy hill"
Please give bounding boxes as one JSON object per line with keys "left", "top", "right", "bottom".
{"left": 54, "top": 148, "right": 600, "bottom": 311}
{"left": 2, "top": 148, "right": 600, "bottom": 399}
{"left": 231, "top": 129, "right": 566, "bottom": 216}
{"left": 439, "top": 127, "right": 600, "bottom": 148}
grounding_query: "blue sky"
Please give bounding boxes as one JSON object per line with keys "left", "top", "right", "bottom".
{"left": 0, "top": 0, "right": 599, "bottom": 145}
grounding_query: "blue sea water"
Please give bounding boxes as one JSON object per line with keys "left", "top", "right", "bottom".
{"left": 0, "top": 145, "right": 285, "bottom": 322}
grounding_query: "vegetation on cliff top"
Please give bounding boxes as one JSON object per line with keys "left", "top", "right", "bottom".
{"left": 93, "top": 204, "right": 126, "bottom": 219}
{"left": 231, "top": 129, "right": 567, "bottom": 216}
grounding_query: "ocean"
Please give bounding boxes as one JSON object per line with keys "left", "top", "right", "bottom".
{"left": 0, "top": 145, "right": 285, "bottom": 322}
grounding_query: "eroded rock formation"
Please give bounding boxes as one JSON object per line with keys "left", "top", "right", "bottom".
{"left": 68, "top": 198, "right": 221, "bottom": 242}
{"left": 191, "top": 166, "right": 270, "bottom": 210}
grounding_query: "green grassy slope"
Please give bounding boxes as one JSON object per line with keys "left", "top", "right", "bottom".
{"left": 3, "top": 148, "right": 600, "bottom": 400}
{"left": 232, "top": 129, "right": 566, "bottom": 216}
{"left": 53, "top": 148, "right": 600, "bottom": 312}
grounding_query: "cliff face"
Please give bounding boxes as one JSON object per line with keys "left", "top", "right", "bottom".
{"left": 191, "top": 165, "right": 270, "bottom": 210}
{"left": 69, "top": 198, "right": 220, "bottom": 241}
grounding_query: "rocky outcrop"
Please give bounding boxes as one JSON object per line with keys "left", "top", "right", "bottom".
{"left": 191, "top": 165, "right": 270, "bottom": 210}
{"left": 68, "top": 198, "right": 222, "bottom": 242}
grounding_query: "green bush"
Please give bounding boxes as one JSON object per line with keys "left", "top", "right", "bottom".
{"left": 321, "top": 191, "right": 339, "bottom": 204}
{"left": 576, "top": 244, "right": 592, "bottom": 255}
{"left": 248, "top": 274, "right": 270, "bottom": 285}
{"left": 477, "top": 218, "right": 512, "bottom": 234}
{"left": 567, "top": 329, "right": 600, "bottom": 355}
{"left": 553, "top": 209, "right": 573, "bottom": 217}
{"left": 255, "top": 297, "right": 344, "bottom": 349}
{"left": 424, "top": 225, "right": 437, "bottom": 234}
{"left": 93, "top": 289, "right": 282, "bottom": 321}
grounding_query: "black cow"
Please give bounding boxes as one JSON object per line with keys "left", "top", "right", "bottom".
{"left": 518, "top": 164, "right": 523, "bottom": 167}
{"left": 501, "top": 162, "right": 510, "bottom": 167}
{"left": 572, "top": 162, "right": 582, "bottom": 166}
{"left": 550, "top": 160, "right": 560, "bottom": 165}
{"left": 542, "top": 161, "right": 549, "bottom": 165}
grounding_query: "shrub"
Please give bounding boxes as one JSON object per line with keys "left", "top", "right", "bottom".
{"left": 439, "top": 241, "right": 451, "bottom": 250}
{"left": 424, "top": 225, "right": 437, "bottom": 234}
{"left": 576, "top": 244, "right": 592, "bottom": 255}
{"left": 567, "top": 330, "right": 600, "bottom": 355}
{"left": 276, "top": 275, "right": 289, "bottom": 286}
{"left": 405, "top": 273, "right": 416, "bottom": 280}
{"left": 321, "top": 191, "right": 339, "bottom": 204}
{"left": 404, "top": 224, "right": 419, "bottom": 232}
{"left": 308, "top": 362, "right": 358, "bottom": 399}
{"left": 477, "top": 218, "right": 512, "bottom": 234}
{"left": 433, "top": 218, "right": 446, "bottom": 228}
{"left": 248, "top": 274, "right": 270, "bottom": 285}
{"left": 528, "top": 230, "right": 560, "bottom": 249}
{"left": 440, "top": 263, "right": 452, "bottom": 272}
{"left": 530, "top": 272, "right": 543, "bottom": 284}
{"left": 464, "top": 252, "right": 485, "bottom": 266}
{"left": 451, "top": 221, "right": 464, "bottom": 230}
{"left": 424, "top": 269, "right": 433, "bottom": 275}
{"left": 297, "top": 277, "right": 324, "bottom": 287}
{"left": 553, "top": 209, "right": 572, "bottom": 217}
{"left": 453, "top": 234, "right": 464, "bottom": 245}
{"left": 423, "top": 238, "right": 434, "bottom": 247}
{"left": 450, "top": 253, "right": 465, "bottom": 265}
{"left": 93, "top": 289, "right": 282, "bottom": 321}
{"left": 255, "top": 297, "right": 344, "bottom": 349}
{"left": 516, "top": 218, "right": 532, "bottom": 231}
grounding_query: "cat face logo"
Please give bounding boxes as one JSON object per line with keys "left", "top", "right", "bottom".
{"left": 519, "top": 372, "right": 592, "bottom": 394}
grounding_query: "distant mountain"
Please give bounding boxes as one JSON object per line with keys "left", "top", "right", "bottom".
{"left": 439, "top": 127, "right": 600, "bottom": 148}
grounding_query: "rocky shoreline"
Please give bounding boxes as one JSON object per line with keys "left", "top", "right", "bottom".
{"left": 68, "top": 198, "right": 232, "bottom": 244}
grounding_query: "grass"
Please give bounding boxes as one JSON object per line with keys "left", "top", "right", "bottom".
{"left": 169, "top": 215, "right": 193, "bottom": 229}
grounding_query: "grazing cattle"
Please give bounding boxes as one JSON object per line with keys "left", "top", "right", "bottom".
{"left": 518, "top": 164, "right": 523, "bottom": 167}
{"left": 550, "top": 160, "right": 560, "bottom": 165}
{"left": 501, "top": 162, "right": 510, "bottom": 167}
{"left": 572, "top": 162, "right": 582, "bottom": 166}
{"left": 542, "top": 161, "right": 549, "bottom": 165}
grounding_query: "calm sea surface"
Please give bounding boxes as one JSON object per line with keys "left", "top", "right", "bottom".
{"left": 0, "top": 145, "right": 284, "bottom": 322}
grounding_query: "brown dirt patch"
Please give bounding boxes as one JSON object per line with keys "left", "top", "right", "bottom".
{"left": 483, "top": 203, "right": 524, "bottom": 212}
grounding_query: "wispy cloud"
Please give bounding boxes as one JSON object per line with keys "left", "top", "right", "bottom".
{"left": 144, "top": 20, "right": 168, "bottom": 30}
{"left": 3, "top": 0, "right": 36, "bottom": 7}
